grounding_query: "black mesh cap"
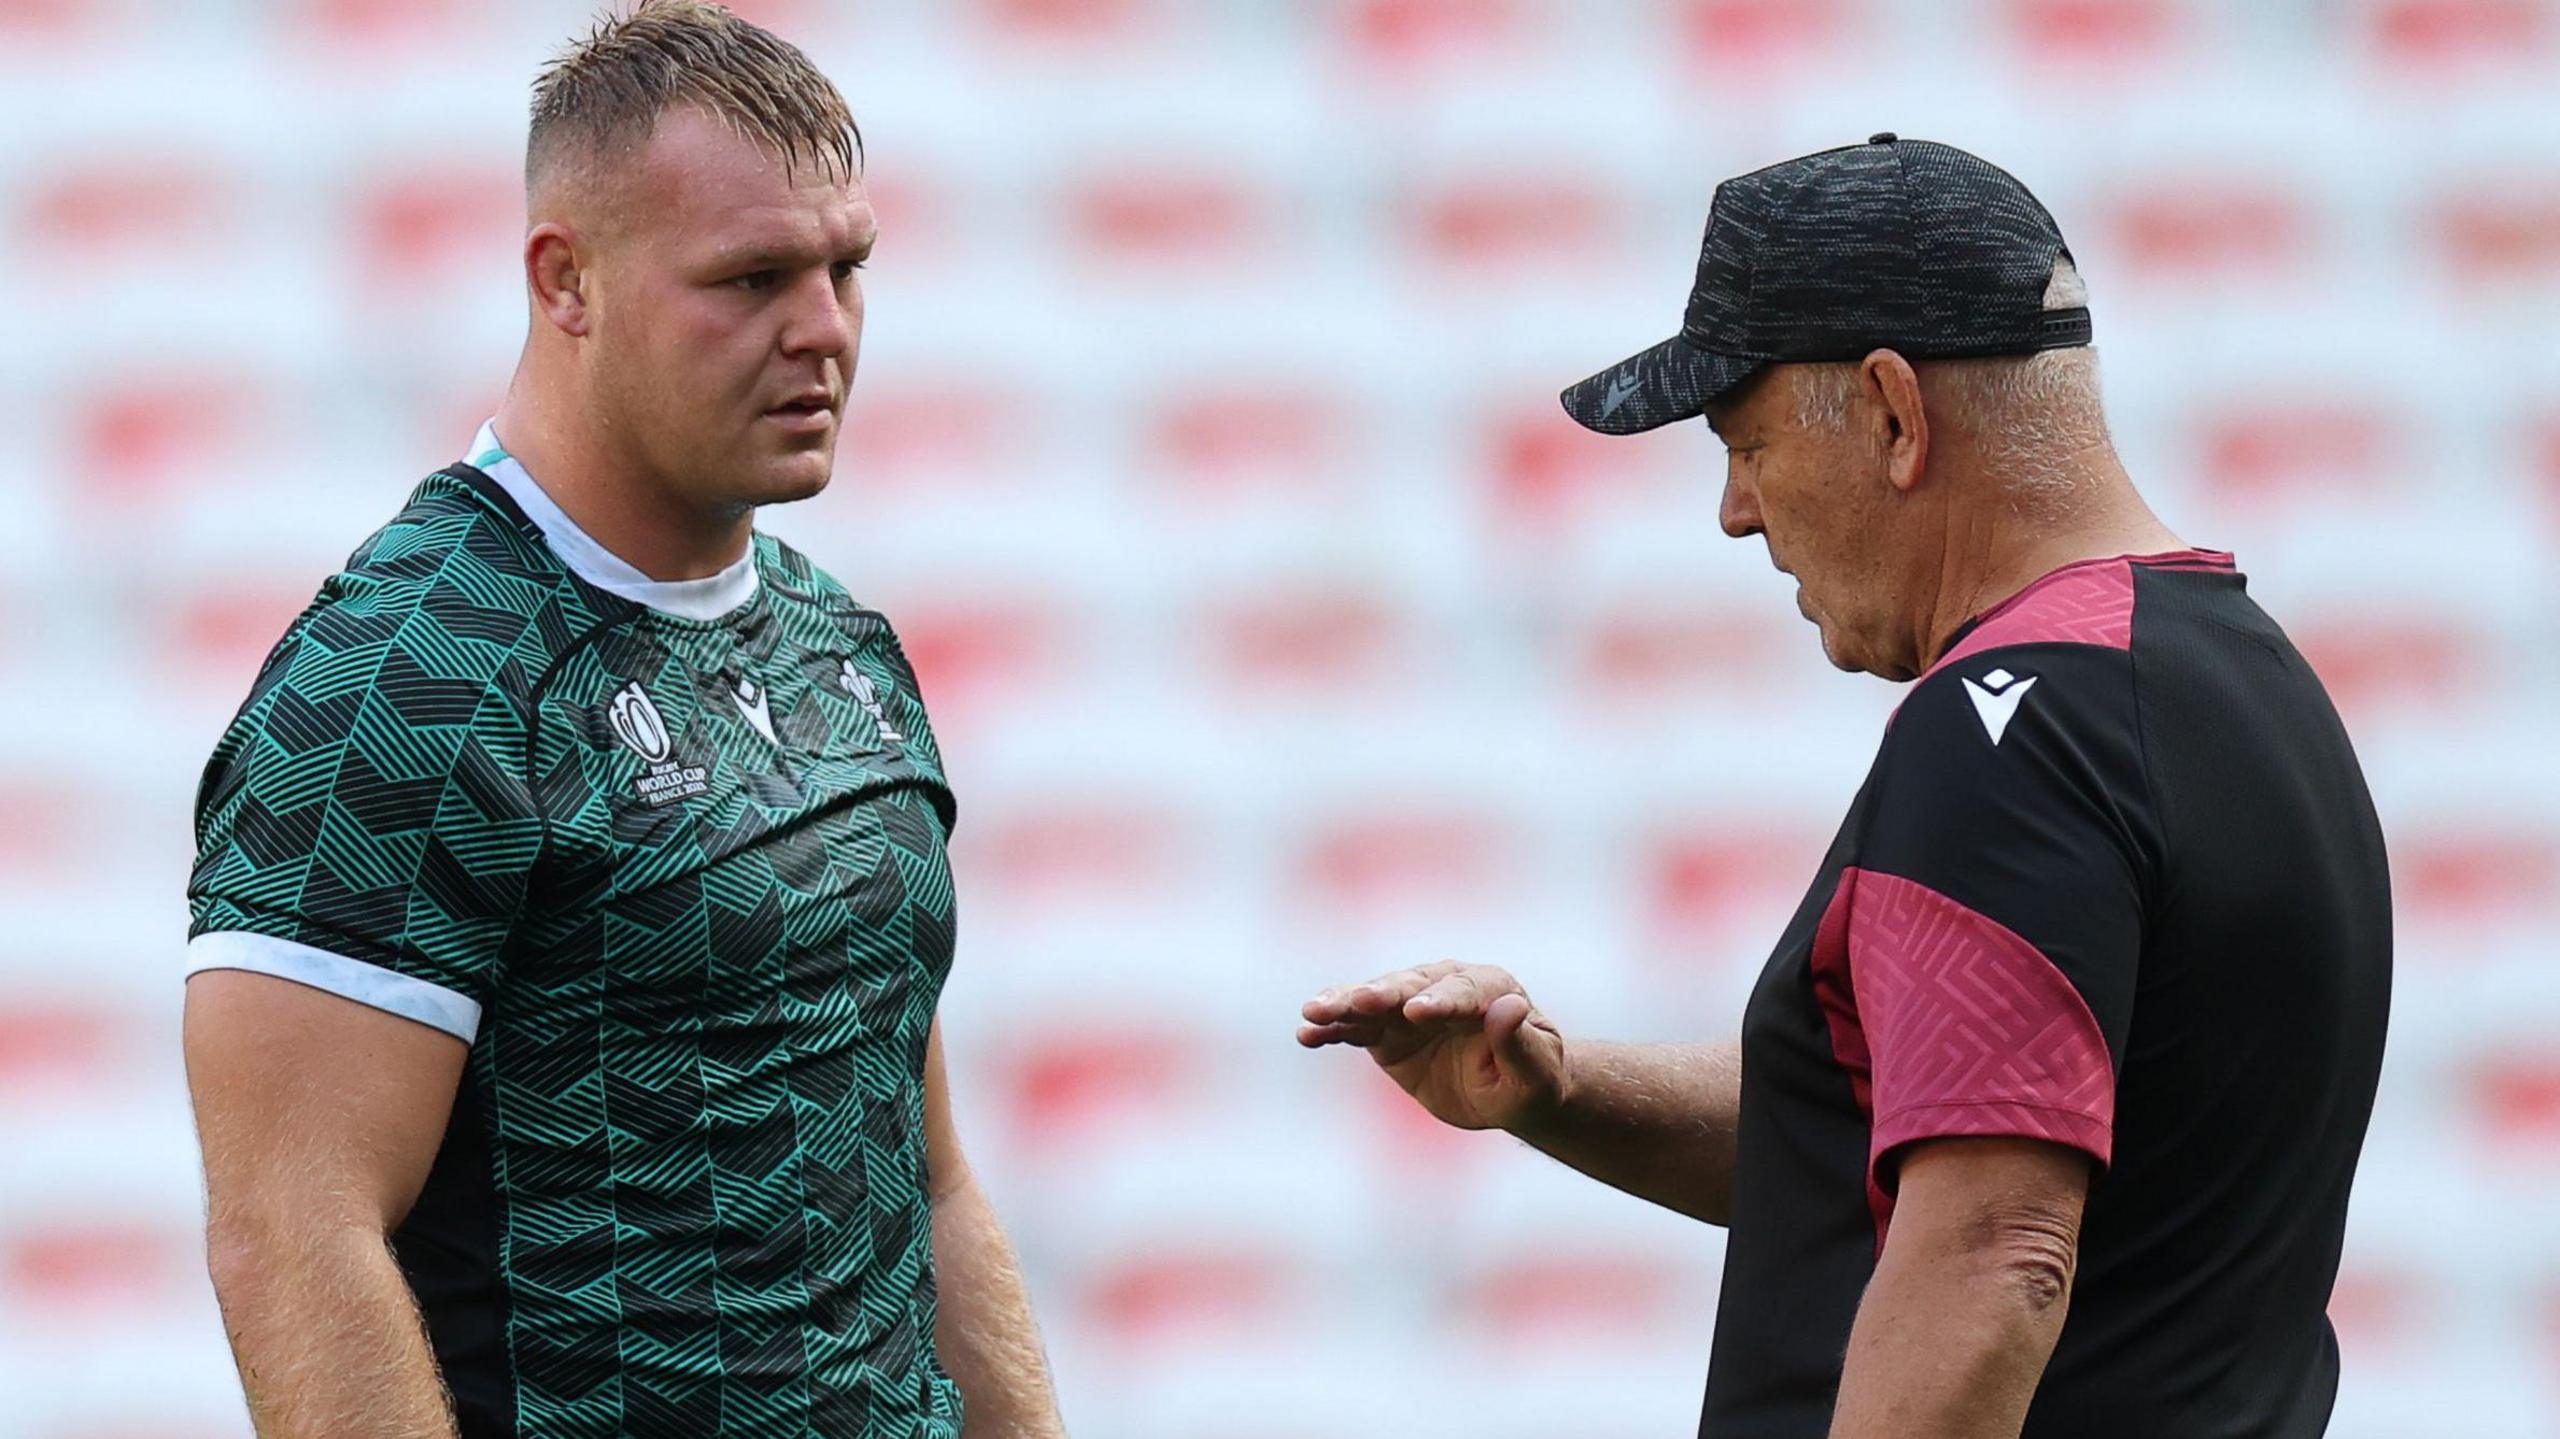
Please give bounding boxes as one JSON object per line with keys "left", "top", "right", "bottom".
{"left": 1562, "top": 134, "right": 2091, "bottom": 435}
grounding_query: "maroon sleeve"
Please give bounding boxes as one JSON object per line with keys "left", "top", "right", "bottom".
{"left": 1811, "top": 635, "right": 2157, "bottom": 1215}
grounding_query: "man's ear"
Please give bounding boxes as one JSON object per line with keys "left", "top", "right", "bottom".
{"left": 526, "top": 222, "right": 591, "bottom": 338}
{"left": 1861, "top": 348, "right": 1928, "bottom": 495}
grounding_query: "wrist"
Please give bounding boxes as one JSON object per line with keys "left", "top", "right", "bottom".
{"left": 1504, "top": 1034, "right": 1580, "bottom": 1142}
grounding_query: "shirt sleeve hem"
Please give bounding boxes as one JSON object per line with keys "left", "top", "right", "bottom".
{"left": 1873, "top": 1099, "right": 2113, "bottom": 1172}
{"left": 185, "top": 932, "right": 482, "bottom": 1044}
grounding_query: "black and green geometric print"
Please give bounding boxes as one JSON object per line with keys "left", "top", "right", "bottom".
{"left": 190, "top": 467, "right": 964, "bottom": 1438}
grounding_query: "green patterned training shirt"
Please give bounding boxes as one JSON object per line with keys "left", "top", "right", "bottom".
{"left": 187, "top": 424, "right": 965, "bottom": 1438}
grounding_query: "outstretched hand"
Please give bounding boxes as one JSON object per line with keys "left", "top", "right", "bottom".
{"left": 1298, "top": 961, "right": 1570, "bottom": 1133}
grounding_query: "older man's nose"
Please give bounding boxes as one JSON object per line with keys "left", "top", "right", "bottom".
{"left": 1719, "top": 474, "right": 1762, "bottom": 539}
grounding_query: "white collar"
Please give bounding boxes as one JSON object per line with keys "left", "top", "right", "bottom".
{"left": 464, "top": 421, "right": 759, "bottom": 623}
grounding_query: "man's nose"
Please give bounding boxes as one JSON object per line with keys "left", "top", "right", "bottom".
{"left": 1719, "top": 472, "right": 1762, "bottom": 539}
{"left": 782, "top": 272, "right": 856, "bottom": 361}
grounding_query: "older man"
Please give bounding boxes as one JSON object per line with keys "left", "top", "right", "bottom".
{"left": 182, "top": 5, "right": 1062, "bottom": 1436}
{"left": 1302, "top": 136, "right": 2390, "bottom": 1438}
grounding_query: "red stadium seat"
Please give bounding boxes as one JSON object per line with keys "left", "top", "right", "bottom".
{"left": 1410, "top": 176, "right": 1624, "bottom": 271}
{"left": 1207, "top": 586, "right": 1405, "bottom": 693}
{"left": 1643, "top": 825, "right": 1830, "bottom": 961}
{"left": 1574, "top": 602, "right": 1789, "bottom": 702}
{"left": 2197, "top": 400, "right": 2396, "bottom": 506}
{"left": 1148, "top": 388, "right": 1353, "bottom": 497}
{"left": 887, "top": 599, "right": 1060, "bottom": 732}
{"left": 2365, "top": 0, "right": 2551, "bottom": 68}
{"left": 2324, "top": 1263, "right": 2423, "bottom": 1356}
{"left": 0, "top": 785, "right": 96, "bottom": 885}
{"left": 166, "top": 583, "right": 316, "bottom": 690}
{"left": 2397, "top": 830, "right": 2560, "bottom": 928}
{"left": 1483, "top": 404, "right": 1678, "bottom": 531}
{"left": 1297, "top": 808, "right": 1516, "bottom": 914}
{"left": 74, "top": 375, "right": 265, "bottom": 504}
{"left": 356, "top": 163, "right": 517, "bottom": 287}
{"left": 962, "top": 802, "right": 1191, "bottom": 908}
{"left": 2289, "top": 616, "right": 2486, "bottom": 721}
{"left": 2432, "top": 188, "right": 2560, "bottom": 284}
{"left": 0, "top": 0, "right": 109, "bottom": 43}
{"left": 3, "top": 1219, "right": 191, "bottom": 1316}
{"left": 0, "top": 1001, "right": 125, "bottom": 1102}
{"left": 1001, "top": 1033, "right": 1202, "bottom": 1155}
{"left": 1084, "top": 1248, "right": 1296, "bottom": 1349}
{"left": 838, "top": 379, "right": 1038, "bottom": 489}
{"left": 1069, "top": 170, "right": 1264, "bottom": 266}
{"left": 2103, "top": 180, "right": 2314, "bottom": 281}
{"left": 1342, "top": 0, "right": 1524, "bottom": 69}
{"left": 1454, "top": 1249, "right": 1695, "bottom": 1348}
{"left": 975, "top": 0, "right": 1146, "bottom": 43}
{"left": 2005, "top": 0, "right": 2180, "bottom": 61}
{"left": 291, "top": 0, "right": 477, "bottom": 49}
{"left": 1681, "top": 0, "right": 1853, "bottom": 72}
{"left": 19, "top": 160, "right": 233, "bottom": 254}
{"left": 2469, "top": 1053, "right": 2560, "bottom": 1150}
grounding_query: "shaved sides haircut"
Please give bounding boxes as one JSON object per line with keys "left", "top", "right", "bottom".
{"left": 527, "top": 0, "right": 861, "bottom": 193}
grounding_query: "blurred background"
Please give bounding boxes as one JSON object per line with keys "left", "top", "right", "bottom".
{"left": 4, "top": 0, "right": 2558, "bottom": 1434}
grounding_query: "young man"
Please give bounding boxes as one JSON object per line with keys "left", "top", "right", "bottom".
{"left": 182, "top": 6, "right": 1064, "bottom": 1436}
{"left": 1302, "top": 137, "right": 2391, "bottom": 1438}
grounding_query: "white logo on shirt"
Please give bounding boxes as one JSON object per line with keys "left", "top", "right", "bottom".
{"left": 608, "top": 681, "right": 673, "bottom": 763}
{"left": 839, "top": 659, "right": 905, "bottom": 743}
{"left": 733, "top": 676, "right": 776, "bottom": 744}
{"left": 609, "top": 681, "right": 709, "bottom": 806}
{"left": 1960, "top": 666, "right": 2039, "bottom": 746}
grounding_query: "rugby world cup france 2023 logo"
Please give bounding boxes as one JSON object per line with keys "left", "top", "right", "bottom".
{"left": 609, "top": 681, "right": 709, "bottom": 807}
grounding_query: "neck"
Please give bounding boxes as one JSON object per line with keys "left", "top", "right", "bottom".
{"left": 493, "top": 372, "right": 752, "bottom": 581}
{"left": 1916, "top": 446, "right": 2183, "bottom": 671}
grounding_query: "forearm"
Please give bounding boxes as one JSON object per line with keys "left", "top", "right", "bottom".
{"left": 931, "top": 1171, "right": 1065, "bottom": 1439}
{"left": 1511, "top": 1040, "right": 1742, "bottom": 1224}
{"left": 206, "top": 1217, "right": 456, "bottom": 1439}
{"left": 1827, "top": 1242, "right": 2068, "bottom": 1438}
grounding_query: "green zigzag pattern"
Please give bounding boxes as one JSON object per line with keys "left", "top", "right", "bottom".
{"left": 191, "top": 471, "right": 964, "bottom": 1437}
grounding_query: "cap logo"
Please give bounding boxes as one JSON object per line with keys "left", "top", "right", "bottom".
{"left": 1600, "top": 369, "right": 1643, "bottom": 420}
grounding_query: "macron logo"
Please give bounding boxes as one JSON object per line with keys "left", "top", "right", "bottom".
{"left": 1960, "top": 667, "right": 2038, "bottom": 746}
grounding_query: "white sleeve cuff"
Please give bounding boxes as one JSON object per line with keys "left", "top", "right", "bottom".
{"left": 185, "top": 932, "right": 482, "bottom": 1043}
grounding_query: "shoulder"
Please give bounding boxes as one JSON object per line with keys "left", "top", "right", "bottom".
{"left": 243, "top": 471, "right": 610, "bottom": 722}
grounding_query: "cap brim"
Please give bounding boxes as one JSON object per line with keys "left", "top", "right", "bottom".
{"left": 1560, "top": 335, "right": 1767, "bottom": 436}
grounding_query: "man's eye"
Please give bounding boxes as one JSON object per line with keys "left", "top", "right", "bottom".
{"left": 831, "top": 259, "right": 865, "bottom": 282}
{"left": 732, "top": 270, "right": 778, "bottom": 291}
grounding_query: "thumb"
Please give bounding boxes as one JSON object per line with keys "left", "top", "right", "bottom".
{"left": 1484, "top": 992, "right": 1560, "bottom": 1087}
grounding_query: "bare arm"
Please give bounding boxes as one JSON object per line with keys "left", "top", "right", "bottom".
{"left": 1828, "top": 1137, "right": 2090, "bottom": 1439}
{"left": 184, "top": 970, "right": 468, "bottom": 1439}
{"left": 924, "top": 1020, "right": 1066, "bottom": 1439}
{"left": 1514, "top": 1039, "right": 1743, "bottom": 1225}
{"left": 1299, "top": 964, "right": 1744, "bottom": 1225}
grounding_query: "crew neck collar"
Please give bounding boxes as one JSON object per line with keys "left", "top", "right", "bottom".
{"left": 464, "top": 420, "right": 760, "bottom": 623}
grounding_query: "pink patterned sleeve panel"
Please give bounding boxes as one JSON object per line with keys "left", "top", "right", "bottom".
{"left": 1811, "top": 866, "right": 2116, "bottom": 1227}
{"left": 1849, "top": 868, "right": 2115, "bottom": 1173}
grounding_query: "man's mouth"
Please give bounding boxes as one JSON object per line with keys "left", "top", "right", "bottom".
{"left": 764, "top": 392, "right": 837, "bottom": 432}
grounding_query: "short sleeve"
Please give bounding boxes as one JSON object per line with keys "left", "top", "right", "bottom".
{"left": 1834, "top": 642, "right": 2159, "bottom": 1190}
{"left": 187, "top": 583, "right": 543, "bottom": 1043}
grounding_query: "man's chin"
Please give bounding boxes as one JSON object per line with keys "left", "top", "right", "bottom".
{"left": 739, "top": 449, "right": 835, "bottom": 507}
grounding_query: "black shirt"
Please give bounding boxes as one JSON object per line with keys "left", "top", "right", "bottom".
{"left": 1701, "top": 551, "right": 2391, "bottom": 1439}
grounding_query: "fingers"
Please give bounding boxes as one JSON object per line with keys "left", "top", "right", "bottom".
{"left": 1401, "top": 966, "right": 1519, "bottom": 1022}
{"left": 1295, "top": 1021, "right": 1384, "bottom": 1049}
{"left": 1301, "top": 961, "right": 1468, "bottom": 1025}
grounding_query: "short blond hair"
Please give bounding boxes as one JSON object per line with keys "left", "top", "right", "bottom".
{"left": 527, "top": 1, "right": 860, "bottom": 192}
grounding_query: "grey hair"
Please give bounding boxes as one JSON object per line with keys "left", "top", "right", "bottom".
{"left": 1789, "top": 257, "right": 2110, "bottom": 509}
